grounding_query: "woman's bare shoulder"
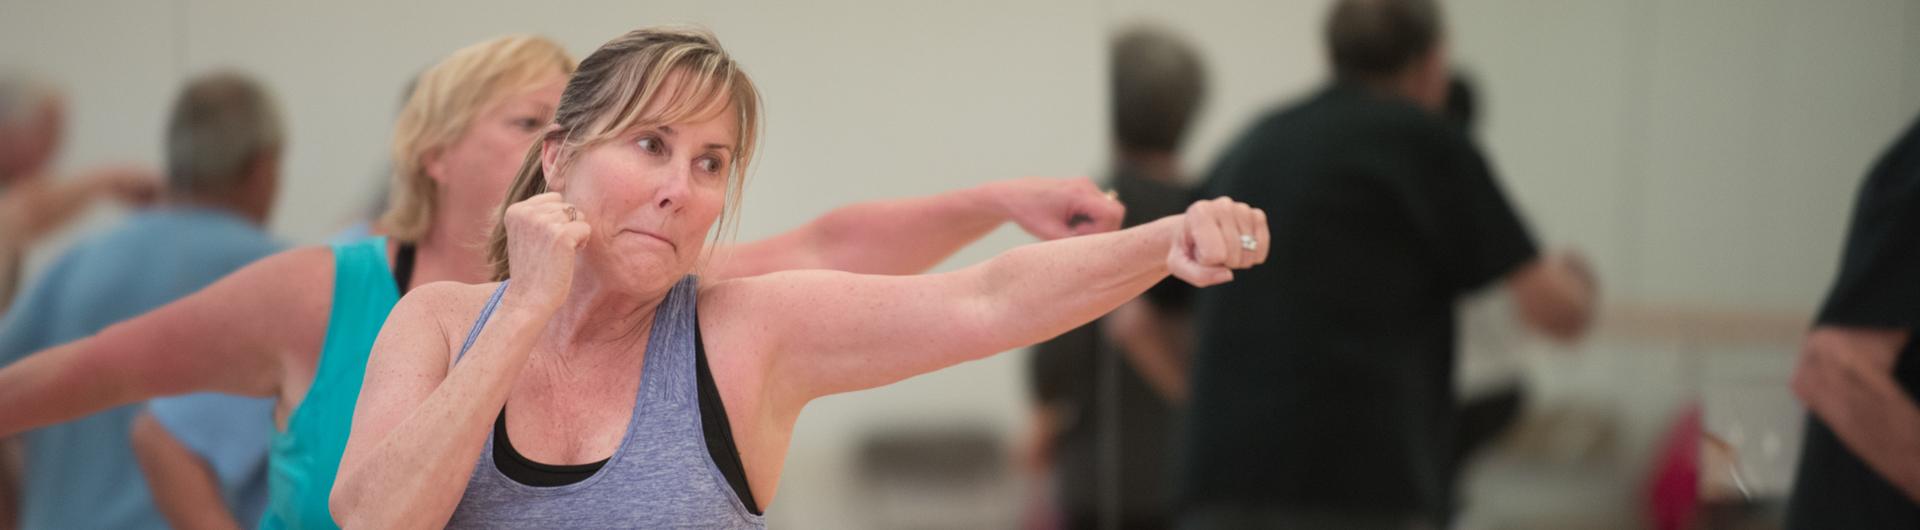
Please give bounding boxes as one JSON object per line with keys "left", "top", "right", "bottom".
{"left": 398, "top": 281, "right": 506, "bottom": 327}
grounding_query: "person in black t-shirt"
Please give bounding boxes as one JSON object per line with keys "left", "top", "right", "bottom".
{"left": 1784, "top": 111, "right": 1920, "bottom": 529}
{"left": 1176, "top": 0, "right": 1597, "bottom": 527}
{"left": 1026, "top": 22, "right": 1205, "bottom": 530}
{"left": 1441, "top": 71, "right": 1529, "bottom": 516}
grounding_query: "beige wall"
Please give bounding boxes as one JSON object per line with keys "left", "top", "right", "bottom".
{"left": 2, "top": 0, "right": 1916, "bottom": 526}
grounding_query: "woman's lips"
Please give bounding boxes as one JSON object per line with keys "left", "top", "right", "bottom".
{"left": 618, "top": 228, "right": 676, "bottom": 250}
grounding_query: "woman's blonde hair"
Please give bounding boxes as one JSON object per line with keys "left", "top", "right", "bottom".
{"left": 380, "top": 34, "right": 576, "bottom": 242}
{"left": 486, "top": 27, "right": 761, "bottom": 281}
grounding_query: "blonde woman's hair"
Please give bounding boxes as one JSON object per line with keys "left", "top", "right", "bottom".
{"left": 380, "top": 34, "right": 575, "bottom": 242}
{"left": 486, "top": 27, "right": 761, "bottom": 281}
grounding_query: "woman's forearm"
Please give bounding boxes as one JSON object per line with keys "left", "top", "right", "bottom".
{"left": 332, "top": 303, "right": 549, "bottom": 529}
{"left": 818, "top": 183, "right": 1014, "bottom": 273}
{"left": 0, "top": 340, "right": 146, "bottom": 436}
{"left": 758, "top": 199, "right": 1255, "bottom": 404}
{"left": 712, "top": 184, "right": 1005, "bottom": 279}
{"left": 712, "top": 177, "right": 1122, "bottom": 280}
{"left": 966, "top": 216, "right": 1180, "bottom": 355}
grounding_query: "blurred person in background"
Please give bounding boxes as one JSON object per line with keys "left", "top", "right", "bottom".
{"left": 1441, "top": 70, "right": 1529, "bottom": 508}
{"left": 0, "top": 71, "right": 283, "bottom": 530}
{"left": 0, "top": 33, "right": 1124, "bottom": 530}
{"left": 1177, "top": 0, "right": 1596, "bottom": 527}
{"left": 0, "top": 72, "right": 161, "bottom": 309}
{"left": 0, "top": 70, "right": 161, "bottom": 530}
{"left": 127, "top": 75, "right": 424, "bottom": 530}
{"left": 1785, "top": 110, "right": 1920, "bottom": 529}
{"left": 1026, "top": 21, "right": 1205, "bottom": 530}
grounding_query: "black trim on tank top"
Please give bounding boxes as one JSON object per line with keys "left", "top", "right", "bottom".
{"left": 391, "top": 241, "right": 416, "bottom": 294}
{"left": 485, "top": 310, "right": 761, "bottom": 515}
{"left": 493, "top": 407, "right": 608, "bottom": 487}
{"left": 695, "top": 317, "right": 762, "bottom": 515}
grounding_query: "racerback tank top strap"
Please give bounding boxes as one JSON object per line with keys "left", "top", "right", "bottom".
{"left": 446, "top": 275, "right": 764, "bottom": 529}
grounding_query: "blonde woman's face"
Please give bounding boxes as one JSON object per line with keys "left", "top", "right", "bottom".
{"left": 556, "top": 99, "right": 736, "bottom": 295}
{"left": 429, "top": 73, "right": 567, "bottom": 237}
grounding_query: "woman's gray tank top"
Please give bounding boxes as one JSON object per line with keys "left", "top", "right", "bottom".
{"left": 445, "top": 276, "right": 765, "bottom": 529}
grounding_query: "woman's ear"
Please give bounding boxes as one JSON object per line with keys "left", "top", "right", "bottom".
{"left": 540, "top": 132, "right": 565, "bottom": 192}
{"left": 421, "top": 146, "right": 448, "bottom": 184}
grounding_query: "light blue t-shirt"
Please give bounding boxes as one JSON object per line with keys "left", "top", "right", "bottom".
{"left": 146, "top": 393, "right": 276, "bottom": 528}
{"left": 0, "top": 206, "right": 282, "bottom": 530}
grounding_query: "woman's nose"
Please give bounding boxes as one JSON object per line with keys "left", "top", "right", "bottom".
{"left": 654, "top": 165, "right": 691, "bottom": 212}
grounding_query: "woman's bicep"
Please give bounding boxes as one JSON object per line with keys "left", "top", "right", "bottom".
{"left": 98, "top": 247, "right": 333, "bottom": 398}
{"left": 711, "top": 268, "right": 997, "bottom": 404}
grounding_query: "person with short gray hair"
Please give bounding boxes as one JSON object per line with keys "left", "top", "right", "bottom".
{"left": 1027, "top": 21, "right": 1207, "bottom": 530}
{"left": 162, "top": 71, "right": 283, "bottom": 212}
{"left": 0, "top": 70, "right": 285, "bottom": 530}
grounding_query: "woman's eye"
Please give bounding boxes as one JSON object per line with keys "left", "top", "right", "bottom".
{"left": 636, "top": 136, "right": 664, "bottom": 155}
{"left": 696, "top": 157, "right": 722, "bottom": 174}
{"left": 512, "top": 118, "right": 541, "bottom": 132}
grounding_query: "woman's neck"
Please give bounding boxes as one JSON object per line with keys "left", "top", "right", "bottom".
{"left": 406, "top": 211, "right": 493, "bottom": 287}
{"left": 538, "top": 265, "right": 668, "bottom": 360}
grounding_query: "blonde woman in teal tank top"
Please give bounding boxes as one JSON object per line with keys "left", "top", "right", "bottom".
{"left": 0, "top": 34, "right": 1124, "bottom": 530}
{"left": 259, "top": 236, "right": 399, "bottom": 529}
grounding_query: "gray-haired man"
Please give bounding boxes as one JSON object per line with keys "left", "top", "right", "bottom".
{"left": 0, "top": 71, "right": 284, "bottom": 530}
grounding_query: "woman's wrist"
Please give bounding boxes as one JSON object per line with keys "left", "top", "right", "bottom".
{"left": 969, "top": 180, "right": 1017, "bottom": 220}
{"left": 1145, "top": 213, "right": 1185, "bottom": 242}
{"left": 499, "top": 282, "right": 564, "bottom": 323}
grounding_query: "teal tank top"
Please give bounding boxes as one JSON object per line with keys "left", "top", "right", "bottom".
{"left": 260, "top": 236, "right": 400, "bottom": 530}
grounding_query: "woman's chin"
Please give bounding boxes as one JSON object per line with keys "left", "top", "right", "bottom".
{"left": 596, "top": 253, "right": 688, "bottom": 289}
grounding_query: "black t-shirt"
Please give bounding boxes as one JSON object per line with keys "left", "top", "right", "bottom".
{"left": 1027, "top": 163, "right": 1193, "bottom": 523}
{"left": 1178, "top": 84, "right": 1537, "bottom": 520}
{"left": 1785, "top": 112, "right": 1920, "bottom": 530}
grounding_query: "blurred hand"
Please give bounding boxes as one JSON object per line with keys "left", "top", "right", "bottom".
{"left": 987, "top": 177, "right": 1124, "bottom": 240}
{"left": 502, "top": 192, "right": 592, "bottom": 313}
{"left": 84, "top": 165, "right": 161, "bottom": 206}
{"left": 1510, "top": 248, "right": 1598, "bottom": 342}
{"left": 0, "top": 165, "right": 159, "bottom": 245}
{"left": 1547, "top": 250, "right": 1596, "bottom": 293}
{"left": 1168, "top": 197, "right": 1267, "bottom": 287}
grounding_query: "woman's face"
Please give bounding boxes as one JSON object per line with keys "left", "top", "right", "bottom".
{"left": 551, "top": 99, "right": 736, "bottom": 295}
{"left": 428, "top": 73, "right": 567, "bottom": 243}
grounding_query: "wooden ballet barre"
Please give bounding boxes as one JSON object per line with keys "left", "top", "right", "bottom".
{"left": 1593, "top": 303, "right": 1810, "bottom": 344}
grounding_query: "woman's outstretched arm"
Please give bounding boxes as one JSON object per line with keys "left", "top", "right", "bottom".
{"left": 706, "top": 197, "right": 1266, "bottom": 414}
{"left": 0, "top": 246, "right": 331, "bottom": 436}
{"left": 703, "top": 177, "right": 1122, "bottom": 280}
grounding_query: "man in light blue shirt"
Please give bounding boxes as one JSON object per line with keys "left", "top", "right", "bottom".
{"left": 0, "top": 70, "right": 285, "bottom": 530}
